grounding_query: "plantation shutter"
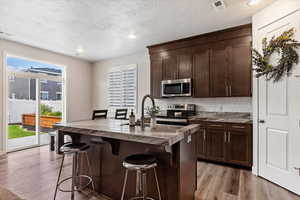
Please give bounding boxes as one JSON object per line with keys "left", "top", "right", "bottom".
{"left": 108, "top": 65, "right": 137, "bottom": 109}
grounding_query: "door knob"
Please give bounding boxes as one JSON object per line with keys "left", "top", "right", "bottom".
{"left": 259, "top": 120, "right": 265, "bottom": 123}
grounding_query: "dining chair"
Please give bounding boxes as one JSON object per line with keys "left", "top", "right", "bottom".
{"left": 92, "top": 110, "right": 108, "bottom": 120}
{"left": 115, "top": 109, "right": 128, "bottom": 120}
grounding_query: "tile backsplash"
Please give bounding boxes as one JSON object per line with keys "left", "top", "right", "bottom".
{"left": 155, "top": 97, "right": 252, "bottom": 113}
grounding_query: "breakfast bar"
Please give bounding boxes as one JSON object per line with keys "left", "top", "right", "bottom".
{"left": 55, "top": 119, "right": 200, "bottom": 200}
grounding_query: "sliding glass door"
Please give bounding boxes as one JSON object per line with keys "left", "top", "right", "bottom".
{"left": 6, "top": 55, "right": 65, "bottom": 152}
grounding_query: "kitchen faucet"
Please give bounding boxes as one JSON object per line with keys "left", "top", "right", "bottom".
{"left": 141, "top": 94, "right": 155, "bottom": 130}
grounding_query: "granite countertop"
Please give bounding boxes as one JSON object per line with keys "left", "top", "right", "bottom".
{"left": 189, "top": 112, "right": 252, "bottom": 124}
{"left": 54, "top": 119, "right": 200, "bottom": 146}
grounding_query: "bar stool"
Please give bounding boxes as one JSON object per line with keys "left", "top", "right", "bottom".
{"left": 121, "top": 154, "right": 162, "bottom": 200}
{"left": 54, "top": 142, "right": 95, "bottom": 200}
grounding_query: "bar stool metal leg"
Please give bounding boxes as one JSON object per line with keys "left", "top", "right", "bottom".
{"left": 153, "top": 167, "right": 162, "bottom": 200}
{"left": 71, "top": 152, "right": 78, "bottom": 200}
{"left": 121, "top": 169, "right": 129, "bottom": 200}
{"left": 54, "top": 154, "right": 65, "bottom": 200}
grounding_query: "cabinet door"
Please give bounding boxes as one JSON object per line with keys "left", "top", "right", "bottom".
{"left": 205, "top": 127, "right": 226, "bottom": 162}
{"left": 210, "top": 44, "right": 229, "bottom": 97}
{"left": 196, "top": 129, "right": 206, "bottom": 158}
{"left": 177, "top": 55, "right": 192, "bottom": 79}
{"left": 226, "top": 125, "right": 252, "bottom": 167}
{"left": 162, "top": 56, "right": 178, "bottom": 80}
{"left": 150, "top": 59, "right": 163, "bottom": 98}
{"left": 228, "top": 43, "right": 252, "bottom": 97}
{"left": 193, "top": 49, "right": 210, "bottom": 97}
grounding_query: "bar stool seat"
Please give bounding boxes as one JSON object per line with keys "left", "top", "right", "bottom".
{"left": 54, "top": 142, "right": 94, "bottom": 200}
{"left": 60, "top": 143, "right": 90, "bottom": 153}
{"left": 121, "top": 154, "right": 162, "bottom": 200}
{"left": 124, "top": 154, "right": 156, "bottom": 165}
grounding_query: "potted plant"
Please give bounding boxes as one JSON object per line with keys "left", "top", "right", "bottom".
{"left": 146, "top": 106, "right": 160, "bottom": 128}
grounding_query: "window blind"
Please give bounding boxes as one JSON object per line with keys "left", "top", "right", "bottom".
{"left": 108, "top": 66, "right": 137, "bottom": 109}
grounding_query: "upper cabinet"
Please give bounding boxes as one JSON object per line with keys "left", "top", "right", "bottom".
{"left": 228, "top": 37, "right": 252, "bottom": 97}
{"left": 162, "top": 55, "right": 178, "bottom": 80}
{"left": 150, "top": 59, "right": 163, "bottom": 98}
{"left": 148, "top": 24, "right": 252, "bottom": 98}
{"left": 161, "top": 51, "right": 193, "bottom": 81}
{"left": 210, "top": 43, "right": 229, "bottom": 97}
{"left": 192, "top": 47, "right": 210, "bottom": 97}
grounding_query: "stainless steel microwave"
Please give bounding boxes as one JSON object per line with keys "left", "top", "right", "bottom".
{"left": 161, "top": 78, "right": 192, "bottom": 97}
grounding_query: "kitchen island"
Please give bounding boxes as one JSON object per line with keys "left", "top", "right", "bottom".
{"left": 55, "top": 119, "right": 200, "bottom": 200}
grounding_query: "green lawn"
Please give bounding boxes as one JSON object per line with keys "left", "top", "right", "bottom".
{"left": 8, "top": 125, "right": 36, "bottom": 139}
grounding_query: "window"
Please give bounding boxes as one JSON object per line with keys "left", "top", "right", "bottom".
{"left": 108, "top": 65, "right": 137, "bottom": 108}
{"left": 40, "top": 91, "right": 49, "bottom": 100}
{"left": 56, "top": 92, "right": 62, "bottom": 100}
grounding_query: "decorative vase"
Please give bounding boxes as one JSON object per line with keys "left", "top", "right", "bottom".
{"left": 151, "top": 117, "right": 157, "bottom": 128}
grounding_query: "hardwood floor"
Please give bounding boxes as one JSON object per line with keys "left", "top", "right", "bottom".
{"left": 196, "top": 162, "right": 300, "bottom": 200}
{"left": 0, "top": 146, "right": 299, "bottom": 200}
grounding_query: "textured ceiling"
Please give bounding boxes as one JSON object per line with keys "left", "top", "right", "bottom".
{"left": 0, "top": 0, "right": 275, "bottom": 61}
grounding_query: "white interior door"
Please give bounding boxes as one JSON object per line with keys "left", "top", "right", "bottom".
{"left": 258, "top": 11, "right": 300, "bottom": 195}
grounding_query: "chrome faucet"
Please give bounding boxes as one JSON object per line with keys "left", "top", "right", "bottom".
{"left": 141, "top": 94, "right": 155, "bottom": 130}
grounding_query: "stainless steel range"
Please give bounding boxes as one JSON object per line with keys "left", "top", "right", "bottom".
{"left": 156, "top": 104, "right": 196, "bottom": 126}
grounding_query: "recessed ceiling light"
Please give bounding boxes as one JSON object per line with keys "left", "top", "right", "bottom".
{"left": 128, "top": 33, "right": 137, "bottom": 39}
{"left": 247, "top": 0, "right": 261, "bottom": 6}
{"left": 76, "top": 46, "right": 84, "bottom": 55}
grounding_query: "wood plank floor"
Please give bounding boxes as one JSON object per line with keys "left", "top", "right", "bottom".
{"left": 196, "top": 162, "right": 300, "bottom": 200}
{"left": 0, "top": 146, "right": 299, "bottom": 200}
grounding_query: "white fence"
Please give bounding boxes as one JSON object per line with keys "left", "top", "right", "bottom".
{"left": 8, "top": 99, "right": 62, "bottom": 124}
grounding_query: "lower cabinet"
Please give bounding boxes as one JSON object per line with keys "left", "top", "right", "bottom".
{"left": 196, "top": 122, "right": 252, "bottom": 167}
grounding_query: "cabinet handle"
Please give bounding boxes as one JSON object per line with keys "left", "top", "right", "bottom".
{"left": 203, "top": 130, "right": 206, "bottom": 140}
{"left": 228, "top": 131, "right": 231, "bottom": 143}
{"left": 229, "top": 85, "right": 232, "bottom": 96}
{"left": 224, "top": 132, "right": 227, "bottom": 143}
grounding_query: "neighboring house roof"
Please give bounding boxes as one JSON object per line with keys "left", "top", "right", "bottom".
{"left": 25, "top": 67, "right": 62, "bottom": 76}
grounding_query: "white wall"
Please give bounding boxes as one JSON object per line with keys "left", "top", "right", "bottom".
{"left": 0, "top": 39, "right": 93, "bottom": 151}
{"left": 92, "top": 51, "right": 252, "bottom": 118}
{"left": 252, "top": 0, "right": 300, "bottom": 175}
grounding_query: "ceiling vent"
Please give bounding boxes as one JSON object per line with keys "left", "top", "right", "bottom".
{"left": 212, "top": 0, "right": 227, "bottom": 10}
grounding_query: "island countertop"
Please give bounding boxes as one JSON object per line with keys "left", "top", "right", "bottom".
{"left": 54, "top": 119, "right": 200, "bottom": 146}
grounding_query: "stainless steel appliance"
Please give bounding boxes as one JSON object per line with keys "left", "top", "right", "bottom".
{"left": 161, "top": 78, "right": 192, "bottom": 97}
{"left": 157, "top": 104, "right": 196, "bottom": 126}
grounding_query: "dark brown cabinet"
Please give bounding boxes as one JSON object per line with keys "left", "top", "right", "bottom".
{"left": 162, "top": 55, "right": 178, "bottom": 80}
{"left": 228, "top": 41, "right": 252, "bottom": 97}
{"left": 226, "top": 124, "right": 252, "bottom": 166}
{"left": 196, "top": 128, "right": 206, "bottom": 158}
{"left": 150, "top": 59, "right": 163, "bottom": 98}
{"left": 177, "top": 54, "right": 192, "bottom": 79}
{"left": 210, "top": 44, "right": 229, "bottom": 97}
{"left": 162, "top": 53, "right": 193, "bottom": 81}
{"left": 192, "top": 48, "right": 210, "bottom": 97}
{"left": 148, "top": 24, "right": 252, "bottom": 98}
{"left": 195, "top": 122, "right": 252, "bottom": 167}
{"left": 205, "top": 126, "right": 226, "bottom": 162}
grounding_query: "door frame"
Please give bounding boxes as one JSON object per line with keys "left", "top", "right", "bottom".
{"left": 2, "top": 52, "right": 67, "bottom": 152}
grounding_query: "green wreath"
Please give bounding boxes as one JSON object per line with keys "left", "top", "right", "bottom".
{"left": 252, "top": 28, "right": 300, "bottom": 82}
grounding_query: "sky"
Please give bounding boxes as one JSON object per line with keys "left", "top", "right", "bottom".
{"left": 6, "top": 56, "right": 62, "bottom": 72}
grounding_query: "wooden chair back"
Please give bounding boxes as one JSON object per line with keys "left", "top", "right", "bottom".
{"left": 92, "top": 110, "right": 108, "bottom": 120}
{"left": 115, "top": 109, "right": 128, "bottom": 120}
